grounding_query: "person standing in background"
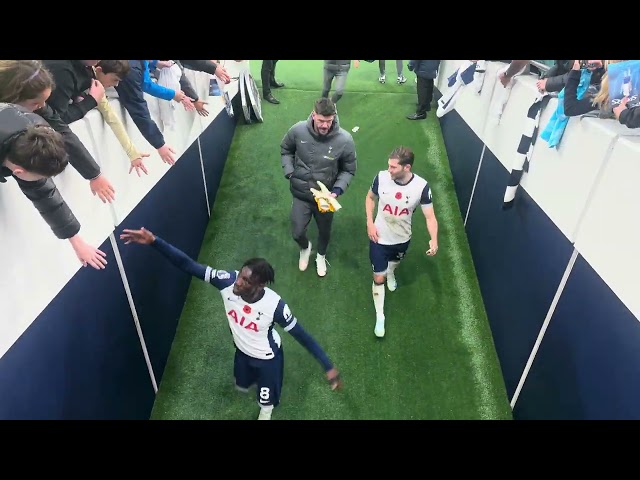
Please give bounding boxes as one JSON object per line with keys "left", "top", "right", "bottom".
{"left": 322, "top": 60, "right": 360, "bottom": 105}
{"left": 261, "top": 60, "right": 284, "bottom": 104}
{"left": 378, "top": 60, "right": 407, "bottom": 85}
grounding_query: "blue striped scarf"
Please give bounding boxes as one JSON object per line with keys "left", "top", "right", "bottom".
{"left": 540, "top": 69, "right": 592, "bottom": 148}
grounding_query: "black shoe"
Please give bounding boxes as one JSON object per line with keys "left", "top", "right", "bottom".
{"left": 264, "top": 93, "right": 280, "bottom": 104}
{"left": 407, "top": 113, "right": 427, "bottom": 120}
{"left": 270, "top": 79, "right": 285, "bottom": 88}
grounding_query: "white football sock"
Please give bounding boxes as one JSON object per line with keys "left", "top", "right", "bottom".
{"left": 258, "top": 405, "right": 274, "bottom": 420}
{"left": 372, "top": 282, "right": 385, "bottom": 318}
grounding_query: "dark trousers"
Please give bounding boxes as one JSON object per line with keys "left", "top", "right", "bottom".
{"left": 261, "top": 60, "right": 279, "bottom": 95}
{"left": 416, "top": 76, "right": 434, "bottom": 115}
{"left": 291, "top": 196, "right": 334, "bottom": 256}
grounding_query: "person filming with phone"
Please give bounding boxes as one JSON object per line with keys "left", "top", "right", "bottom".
{"left": 562, "top": 59, "right": 625, "bottom": 119}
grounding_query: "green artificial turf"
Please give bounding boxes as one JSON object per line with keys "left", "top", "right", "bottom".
{"left": 150, "top": 60, "right": 512, "bottom": 420}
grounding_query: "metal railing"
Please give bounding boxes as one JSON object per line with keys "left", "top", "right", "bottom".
{"left": 530, "top": 60, "right": 552, "bottom": 73}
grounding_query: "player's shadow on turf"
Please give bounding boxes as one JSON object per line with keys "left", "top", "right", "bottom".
{"left": 396, "top": 255, "right": 441, "bottom": 290}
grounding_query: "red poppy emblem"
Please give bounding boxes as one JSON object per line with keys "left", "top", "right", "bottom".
{"left": 395, "top": 192, "right": 403, "bottom": 200}
{"left": 243, "top": 305, "right": 252, "bottom": 314}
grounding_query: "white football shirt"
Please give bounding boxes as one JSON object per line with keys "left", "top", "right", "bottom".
{"left": 203, "top": 267, "right": 297, "bottom": 360}
{"left": 371, "top": 171, "right": 432, "bottom": 245}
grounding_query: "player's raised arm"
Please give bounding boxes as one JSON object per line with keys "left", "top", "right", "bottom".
{"left": 273, "top": 300, "right": 343, "bottom": 390}
{"left": 120, "top": 227, "right": 234, "bottom": 289}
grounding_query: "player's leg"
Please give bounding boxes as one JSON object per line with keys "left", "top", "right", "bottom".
{"left": 261, "top": 60, "right": 277, "bottom": 102}
{"left": 396, "top": 60, "right": 407, "bottom": 84}
{"left": 256, "top": 349, "right": 284, "bottom": 420}
{"left": 386, "top": 259, "right": 399, "bottom": 291}
{"left": 312, "top": 207, "right": 335, "bottom": 277}
{"left": 331, "top": 70, "right": 348, "bottom": 104}
{"left": 386, "top": 241, "right": 410, "bottom": 292}
{"left": 234, "top": 349, "right": 257, "bottom": 393}
{"left": 378, "top": 60, "right": 386, "bottom": 83}
{"left": 270, "top": 60, "right": 284, "bottom": 88}
{"left": 370, "top": 240, "right": 391, "bottom": 338}
{"left": 291, "top": 197, "right": 314, "bottom": 271}
{"left": 321, "top": 68, "right": 335, "bottom": 99}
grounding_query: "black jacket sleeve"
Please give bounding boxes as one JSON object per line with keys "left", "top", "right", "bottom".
{"left": 563, "top": 70, "right": 598, "bottom": 117}
{"left": 179, "top": 60, "right": 218, "bottom": 76}
{"left": 45, "top": 62, "right": 97, "bottom": 124}
{"left": 35, "top": 104, "right": 101, "bottom": 180}
{"left": 544, "top": 72, "right": 569, "bottom": 93}
{"left": 14, "top": 176, "right": 81, "bottom": 239}
{"left": 114, "top": 61, "right": 166, "bottom": 150}
{"left": 618, "top": 107, "right": 640, "bottom": 129}
{"left": 179, "top": 73, "right": 199, "bottom": 102}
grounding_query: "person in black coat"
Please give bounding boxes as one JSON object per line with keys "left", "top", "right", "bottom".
{"left": 406, "top": 60, "right": 441, "bottom": 120}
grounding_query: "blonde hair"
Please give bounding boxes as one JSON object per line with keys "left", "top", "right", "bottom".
{"left": 592, "top": 60, "right": 625, "bottom": 110}
{"left": 0, "top": 60, "right": 54, "bottom": 104}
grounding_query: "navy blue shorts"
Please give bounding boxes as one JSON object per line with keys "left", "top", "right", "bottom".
{"left": 369, "top": 240, "right": 410, "bottom": 275}
{"left": 234, "top": 347, "right": 284, "bottom": 408}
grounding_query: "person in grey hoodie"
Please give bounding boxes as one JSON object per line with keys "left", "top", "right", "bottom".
{"left": 280, "top": 97, "right": 357, "bottom": 277}
{"left": 321, "top": 60, "right": 359, "bottom": 104}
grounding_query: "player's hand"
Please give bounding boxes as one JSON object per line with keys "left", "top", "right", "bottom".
{"left": 120, "top": 227, "right": 156, "bottom": 245}
{"left": 326, "top": 368, "right": 343, "bottom": 391}
{"left": 367, "top": 221, "right": 379, "bottom": 243}
{"left": 426, "top": 239, "right": 438, "bottom": 256}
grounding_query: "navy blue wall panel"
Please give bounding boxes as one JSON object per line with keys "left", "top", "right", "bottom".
{"left": 115, "top": 140, "right": 210, "bottom": 385}
{"left": 514, "top": 254, "right": 640, "bottom": 419}
{"left": 438, "top": 110, "right": 483, "bottom": 218}
{"left": 0, "top": 238, "right": 155, "bottom": 420}
{"left": 0, "top": 108, "right": 240, "bottom": 420}
{"left": 464, "top": 148, "right": 574, "bottom": 399}
{"left": 199, "top": 109, "right": 237, "bottom": 209}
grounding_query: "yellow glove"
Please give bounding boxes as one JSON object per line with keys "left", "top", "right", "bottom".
{"left": 314, "top": 196, "right": 335, "bottom": 213}
{"left": 310, "top": 181, "right": 342, "bottom": 213}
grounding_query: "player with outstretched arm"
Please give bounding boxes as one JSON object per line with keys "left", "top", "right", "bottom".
{"left": 120, "top": 227, "right": 343, "bottom": 420}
